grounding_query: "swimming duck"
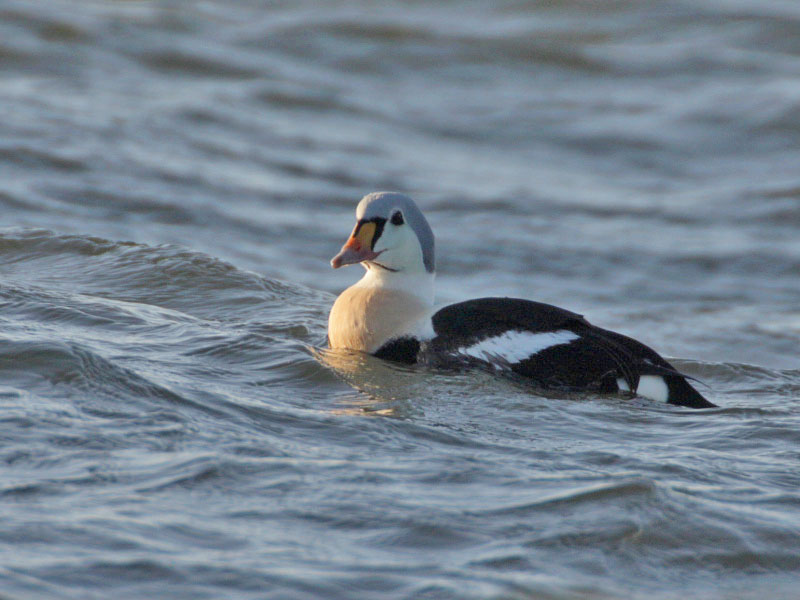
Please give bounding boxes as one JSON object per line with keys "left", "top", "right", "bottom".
{"left": 328, "top": 192, "right": 714, "bottom": 409}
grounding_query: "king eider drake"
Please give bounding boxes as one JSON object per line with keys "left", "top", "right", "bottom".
{"left": 328, "top": 192, "right": 715, "bottom": 409}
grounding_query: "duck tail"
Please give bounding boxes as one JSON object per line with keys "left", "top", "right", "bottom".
{"left": 664, "top": 374, "right": 716, "bottom": 408}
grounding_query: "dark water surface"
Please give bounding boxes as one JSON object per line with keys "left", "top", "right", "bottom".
{"left": 2, "top": 1, "right": 800, "bottom": 599}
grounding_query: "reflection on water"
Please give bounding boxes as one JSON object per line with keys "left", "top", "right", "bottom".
{"left": 314, "top": 347, "right": 433, "bottom": 417}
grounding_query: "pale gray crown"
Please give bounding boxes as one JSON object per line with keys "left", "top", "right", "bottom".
{"left": 356, "top": 192, "right": 435, "bottom": 273}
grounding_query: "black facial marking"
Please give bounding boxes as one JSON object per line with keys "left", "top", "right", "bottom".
{"left": 363, "top": 217, "right": 387, "bottom": 249}
{"left": 372, "top": 261, "right": 398, "bottom": 272}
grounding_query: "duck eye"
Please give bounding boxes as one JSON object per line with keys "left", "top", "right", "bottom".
{"left": 391, "top": 211, "right": 404, "bottom": 226}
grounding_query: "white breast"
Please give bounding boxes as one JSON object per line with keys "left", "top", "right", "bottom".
{"left": 328, "top": 284, "right": 431, "bottom": 354}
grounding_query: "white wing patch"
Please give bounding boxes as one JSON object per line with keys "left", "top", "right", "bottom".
{"left": 458, "top": 329, "right": 579, "bottom": 365}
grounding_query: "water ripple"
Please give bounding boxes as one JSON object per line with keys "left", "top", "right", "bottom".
{"left": 2, "top": 2, "right": 800, "bottom": 599}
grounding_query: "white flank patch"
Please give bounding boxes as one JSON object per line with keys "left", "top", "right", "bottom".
{"left": 618, "top": 375, "right": 669, "bottom": 403}
{"left": 636, "top": 375, "right": 670, "bottom": 403}
{"left": 459, "top": 330, "right": 579, "bottom": 365}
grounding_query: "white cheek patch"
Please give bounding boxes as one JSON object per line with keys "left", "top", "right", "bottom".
{"left": 458, "top": 330, "right": 579, "bottom": 365}
{"left": 617, "top": 375, "right": 670, "bottom": 403}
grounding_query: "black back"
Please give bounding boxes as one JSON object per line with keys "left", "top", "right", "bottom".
{"left": 428, "top": 297, "right": 714, "bottom": 408}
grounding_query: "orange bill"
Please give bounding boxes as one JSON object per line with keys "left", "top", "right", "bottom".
{"left": 330, "top": 221, "right": 380, "bottom": 268}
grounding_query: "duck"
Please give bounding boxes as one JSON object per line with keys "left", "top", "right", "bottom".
{"left": 328, "top": 192, "right": 715, "bottom": 409}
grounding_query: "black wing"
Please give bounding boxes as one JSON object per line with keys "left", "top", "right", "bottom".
{"left": 429, "top": 297, "right": 714, "bottom": 408}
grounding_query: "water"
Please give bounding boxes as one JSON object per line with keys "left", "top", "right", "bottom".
{"left": 1, "top": 1, "right": 800, "bottom": 598}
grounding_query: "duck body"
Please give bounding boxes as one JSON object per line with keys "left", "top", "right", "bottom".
{"left": 328, "top": 192, "right": 715, "bottom": 409}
